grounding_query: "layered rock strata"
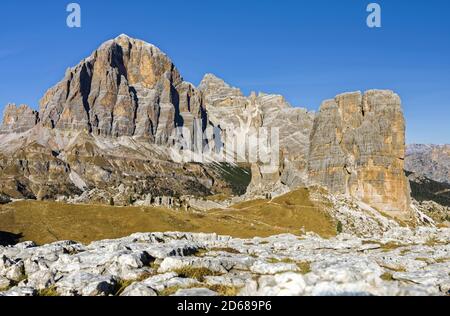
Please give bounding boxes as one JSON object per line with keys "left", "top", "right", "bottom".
{"left": 0, "top": 104, "right": 39, "bottom": 134}
{"left": 198, "top": 74, "right": 315, "bottom": 196}
{"left": 308, "top": 91, "right": 411, "bottom": 217}
{"left": 39, "top": 34, "right": 206, "bottom": 144}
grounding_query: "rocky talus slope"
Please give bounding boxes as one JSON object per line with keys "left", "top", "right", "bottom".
{"left": 0, "top": 230, "right": 448, "bottom": 296}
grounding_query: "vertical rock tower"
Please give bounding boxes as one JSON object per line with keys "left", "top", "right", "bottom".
{"left": 308, "top": 90, "right": 411, "bottom": 218}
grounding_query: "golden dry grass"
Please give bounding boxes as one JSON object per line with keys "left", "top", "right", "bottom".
{"left": 173, "top": 267, "right": 222, "bottom": 282}
{"left": 37, "top": 287, "right": 59, "bottom": 297}
{"left": 158, "top": 286, "right": 185, "bottom": 296}
{"left": 208, "top": 285, "right": 241, "bottom": 296}
{"left": 158, "top": 284, "right": 241, "bottom": 296}
{"left": 205, "top": 194, "right": 232, "bottom": 202}
{"left": 222, "top": 188, "right": 337, "bottom": 238}
{"left": 266, "top": 258, "right": 312, "bottom": 274}
{"left": 0, "top": 188, "right": 336, "bottom": 245}
{"left": 380, "top": 272, "right": 395, "bottom": 281}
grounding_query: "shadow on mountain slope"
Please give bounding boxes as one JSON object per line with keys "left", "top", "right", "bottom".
{"left": 407, "top": 172, "right": 450, "bottom": 207}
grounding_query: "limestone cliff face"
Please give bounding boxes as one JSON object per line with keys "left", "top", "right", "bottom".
{"left": 308, "top": 90, "right": 411, "bottom": 217}
{"left": 0, "top": 104, "right": 39, "bottom": 134}
{"left": 0, "top": 35, "right": 414, "bottom": 217}
{"left": 198, "top": 74, "right": 250, "bottom": 130}
{"left": 39, "top": 34, "right": 206, "bottom": 144}
{"left": 198, "top": 74, "right": 315, "bottom": 196}
{"left": 0, "top": 36, "right": 228, "bottom": 201}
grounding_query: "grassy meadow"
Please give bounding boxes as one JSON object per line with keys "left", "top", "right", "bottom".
{"left": 0, "top": 188, "right": 336, "bottom": 245}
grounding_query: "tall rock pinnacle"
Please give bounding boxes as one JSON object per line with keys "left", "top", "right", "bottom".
{"left": 308, "top": 90, "right": 411, "bottom": 218}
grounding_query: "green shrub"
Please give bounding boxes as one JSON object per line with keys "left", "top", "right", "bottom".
{"left": 37, "top": 287, "right": 59, "bottom": 296}
{"left": 337, "top": 221, "right": 343, "bottom": 234}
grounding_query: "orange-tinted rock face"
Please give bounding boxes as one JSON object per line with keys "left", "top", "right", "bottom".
{"left": 38, "top": 34, "right": 203, "bottom": 143}
{"left": 308, "top": 90, "right": 411, "bottom": 218}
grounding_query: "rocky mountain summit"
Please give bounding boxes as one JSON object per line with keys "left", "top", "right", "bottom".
{"left": 0, "top": 229, "right": 448, "bottom": 296}
{"left": 38, "top": 35, "right": 205, "bottom": 144}
{"left": 198, "top": 72, "right": 315, "bottom": 197}
{"left": 0, "top": 36, "right": 238, "bottom": 202}
{"left": 0, "top": 34, "right": 419, "bottom": 219}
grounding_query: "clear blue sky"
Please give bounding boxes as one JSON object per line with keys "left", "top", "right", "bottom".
{"left": 0, "top": 0, "right": 449, "bottom": 144}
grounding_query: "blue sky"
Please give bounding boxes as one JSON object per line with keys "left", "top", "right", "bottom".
{"left": 0, "top": 0, "right": 449, "bottom": 144}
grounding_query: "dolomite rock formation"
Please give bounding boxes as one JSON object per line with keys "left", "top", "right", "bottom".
{"left": 0, "top": 35, "right": 415, "bottom": 217}
{"left": 198, "top": 74, "right": 315, "bottom": 196}
{"left": 0, "top": 133, "right": 220, "bottom": 201}
{"left": 39, "top": 34, "right": 206, "bottom": 144}
{"left": 0, "top": 35, "right": 235, "bottom": 201}
{"left": 198, "top": 73, "right": 249, "bottom": 129}
{"left": 198, "top": 74, "right": 314, "bottom": 161}
{"left": 0, "top": 104, "right": 39, "bottom": 134}
{"left": 308, "top": 90, "right": 411, "bottom": 218}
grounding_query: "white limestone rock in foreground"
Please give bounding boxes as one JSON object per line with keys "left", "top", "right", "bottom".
{"left": 0, "top": 229, "right": 448, "bottom": 296}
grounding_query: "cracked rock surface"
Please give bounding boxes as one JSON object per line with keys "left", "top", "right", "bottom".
{"left": 0, "top": 228, "right": 448, "bottom": 296}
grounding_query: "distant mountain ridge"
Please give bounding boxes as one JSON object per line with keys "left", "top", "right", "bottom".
{"left": 406, "top": 144, "right": 450, "bottom": 184}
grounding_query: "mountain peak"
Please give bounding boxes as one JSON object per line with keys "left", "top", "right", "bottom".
{"left": 94, "top": 34, "right": 167, "bottom": 61}
{"left": 0, "top": 103, "right": 39, "bottom": 134}
{"left": 38, "top": 34, "right": 183, "bottom": 138}
{"left": 115, "top": 33, "right": 132, "bottom": 39}
{"left": 199, "top": 73, "right": 243, "bottom": 100}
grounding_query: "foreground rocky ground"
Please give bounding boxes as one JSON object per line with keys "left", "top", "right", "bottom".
{"left": 0, "top": 228, "right": 449, "bottom": 296}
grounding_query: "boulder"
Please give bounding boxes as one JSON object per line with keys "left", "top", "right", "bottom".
{"left": 120, "top": 282, "right": 157, "bottom": 296}
{"left": 172, "top": 288, "right": 218, "bottom": 296}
